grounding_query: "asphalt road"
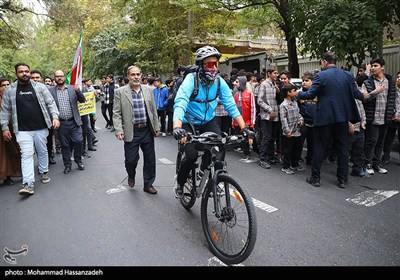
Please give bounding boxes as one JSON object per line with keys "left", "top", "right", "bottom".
{"left": 1, "top": 107, "right": 399, "bottom": 270}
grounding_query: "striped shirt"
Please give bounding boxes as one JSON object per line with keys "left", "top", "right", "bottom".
{"left": 131, "top": 88, "right": 147, "bottom": 124}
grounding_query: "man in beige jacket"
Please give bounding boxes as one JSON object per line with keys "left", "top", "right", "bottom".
{"left": 113, "top": 66, "right": 160, "bottom": 194}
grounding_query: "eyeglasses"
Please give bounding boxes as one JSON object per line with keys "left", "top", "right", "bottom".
{"left": 203, "top": 61, "right": 219, "bottom": 68}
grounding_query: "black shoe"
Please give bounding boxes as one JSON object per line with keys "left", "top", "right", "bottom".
{"left": 351, "top": 170, "right": 371, "bottom": 178}
{"left": 4, "top": 177, "right": 14, "bottom": 185}
{"left": 92, "top": 139, "right": 98, "bottom": 145}
{"left": 128, "top": 178, "right": 135, "bottom": 188}
{"left": 259, "top": 160, "right": 271, "bottom": 169}
{"left": 266, "top": 157, "right": 279, "bottom": 165}
{"left": 88, "top": 147, "right": 97, "bottom": 151}
{"left": 82, "top": 152, "right": 91, "bottom": 159}
{"left": 49, "top": 157, "right": 56, "bottom": 165}
{"left": 306, "top": 176, "right": 320, "bottom": 187}
{"left": 92, "top": 128, "right": 97, "bottom": 133}
{"left": 338, "top": 180, "right": 348, "bottom": 189}
{"left": 77, "top": 162, "right": 85, "bottom": 170}
{"left": 64, "top": 166, "right": 71, "bottom": 174}
{"left": 143, "top": 186, "right": 157, "bottom": 194}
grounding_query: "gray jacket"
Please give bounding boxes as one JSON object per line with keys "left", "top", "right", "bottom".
{"left": 113, "top": 84, "right": 160, "bottom": 142}
{"left": 0, "top": 80, "right": 59, "bottom": 133}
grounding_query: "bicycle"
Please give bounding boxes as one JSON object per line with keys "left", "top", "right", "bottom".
{"left": 174, "top": 131, "right": 257, "bottom": 265}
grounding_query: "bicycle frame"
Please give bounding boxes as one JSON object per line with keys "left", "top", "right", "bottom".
{"left": 189, "top": 138, "right": 237, "bottom": 222}
{"left": 176, "top": 132, "right": 257, "bottom": 264}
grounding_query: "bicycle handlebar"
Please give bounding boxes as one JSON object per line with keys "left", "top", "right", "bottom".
{"left": 185, "top": 133, "right": 246, "bottom": 146}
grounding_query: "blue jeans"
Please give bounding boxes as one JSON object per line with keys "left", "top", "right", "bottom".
{"left": 15, "top": 129, "right": 49, "bottom": 186}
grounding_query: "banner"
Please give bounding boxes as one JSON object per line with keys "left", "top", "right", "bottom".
{"left": 78, "top": 92, "right": 96, "bottom": 116}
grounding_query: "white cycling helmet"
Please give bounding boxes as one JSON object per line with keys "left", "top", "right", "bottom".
{"left": 195, "top": 46, "right": 222, "bottom": 65}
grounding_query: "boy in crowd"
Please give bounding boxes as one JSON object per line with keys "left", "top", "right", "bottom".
{"left": 279, "top": 84, "right": 304, "bottom": 174}
{"left": 297, "top": 71, "right": 316, "bottom": 165}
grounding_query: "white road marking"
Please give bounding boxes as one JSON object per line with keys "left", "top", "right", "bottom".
{"left": 207, "top": 256, "right": 244, "bottom": 266}
{"left": 252, "top": 198, "right": 279, "bottom": 213}
{"left": 346, "top": 190, "right": 399, "bottom": 207}
{"left": 228, "top": 189, "right": 278, "bottom": 213}
{"left": 158, "top": 158, "right": 174, "bottom": 165}
{"left": 106, "top": 184, "right": 127, "bottom": 194}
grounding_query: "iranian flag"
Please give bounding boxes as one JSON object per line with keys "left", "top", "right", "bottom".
{"left": 67, "top": 32, "right": 83, "bottom": 90}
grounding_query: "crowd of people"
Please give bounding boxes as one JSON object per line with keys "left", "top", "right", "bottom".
{"left": 1, "top": 46, "right": 400, "bottom": 196}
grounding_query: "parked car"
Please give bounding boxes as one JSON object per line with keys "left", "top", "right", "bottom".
{"left": 291, "top": 78, "right": 302, "bottom": 89}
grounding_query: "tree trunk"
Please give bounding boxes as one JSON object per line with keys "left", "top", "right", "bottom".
{"left": 287, "top": 36, "right": 299, "bottom": 78}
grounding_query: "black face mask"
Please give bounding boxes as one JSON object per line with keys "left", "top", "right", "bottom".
{"left": 199, "top": 68, "right": 218, "bottom": 87}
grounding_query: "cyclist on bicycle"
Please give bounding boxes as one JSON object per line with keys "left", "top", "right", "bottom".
{"left": 172, "top": 45, "right": 254, "bottom": 197}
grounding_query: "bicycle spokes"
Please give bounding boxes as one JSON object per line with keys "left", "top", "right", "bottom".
{"left": 202, "top": 176, "right": 256, "bottom": 264}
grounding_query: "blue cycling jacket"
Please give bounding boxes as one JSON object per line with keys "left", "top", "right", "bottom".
{"left": 173, "top": 73, "right": 240, "bottom": 125}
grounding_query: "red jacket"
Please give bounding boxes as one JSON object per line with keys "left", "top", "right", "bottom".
{"left": 233, "top": 88, "right": 256, "bottom": 128}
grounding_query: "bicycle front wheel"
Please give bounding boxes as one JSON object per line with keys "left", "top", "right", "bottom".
{"left": 200, "top": 173, "right": 257, "bottom": 265}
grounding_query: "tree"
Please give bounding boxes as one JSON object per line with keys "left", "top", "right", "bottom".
{"left": 0, "top": 0, "right": 43, "bottom": 49}
{"left": 88, "top": 0, "right": 239, "bottom": 77}
{"left": 213, "top": 0, "right": 301, "bottom": 77}
{"left": 291, "top": 0, "right": 399, "bottom": 68}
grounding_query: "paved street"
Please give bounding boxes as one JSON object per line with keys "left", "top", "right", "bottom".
{"left": 1, "top": 107, "right": 399, "bottom": 268}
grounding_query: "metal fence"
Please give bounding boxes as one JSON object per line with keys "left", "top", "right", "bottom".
{"left": 276, "top": 44, "right": 400, "bottom": 78}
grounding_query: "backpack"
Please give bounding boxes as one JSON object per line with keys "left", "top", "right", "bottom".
{"left": 173, "top": 65, "right": 221, "bottom": 103}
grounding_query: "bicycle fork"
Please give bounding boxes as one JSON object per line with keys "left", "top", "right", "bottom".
{"left": 204, "top": 170, "right": 232, "bottom": 222}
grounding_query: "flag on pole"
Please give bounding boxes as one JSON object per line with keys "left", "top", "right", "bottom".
{"left": 68, "top": 32, "right": 83, "bottom": 90}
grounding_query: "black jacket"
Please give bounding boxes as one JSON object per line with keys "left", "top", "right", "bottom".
{"left": 363, "top": 74, "right": 396, "bottom": 124}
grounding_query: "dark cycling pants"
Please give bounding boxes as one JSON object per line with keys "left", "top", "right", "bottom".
{"left": 177, "top": 118, "right": 221, "bottom": 187}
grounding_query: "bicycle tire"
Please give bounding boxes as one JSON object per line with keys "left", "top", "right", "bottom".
{"left": 176, "top": 150, "right": 196, "bottom": 210}
{"left": 200, "top": 173, "right": 257, "bottom": 265}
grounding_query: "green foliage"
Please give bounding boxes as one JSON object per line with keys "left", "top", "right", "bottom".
{"left": 87, "top": 0, "right": 239, "bottom": 77}
{"left": 291, "top": 0, "right": 384, "bottom": 67}
{"left": 1, "top": 0, "right": 397, "bottom": 80}
{"left": 87, "top": 23, "right": 134, "bottom": 77}
{"left": 0, "top": 0, "right": 27, "bottom": 49}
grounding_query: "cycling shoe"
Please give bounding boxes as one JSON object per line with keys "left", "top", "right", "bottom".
{"left": 173, "top": 175, "right": 183, "bottom": 199}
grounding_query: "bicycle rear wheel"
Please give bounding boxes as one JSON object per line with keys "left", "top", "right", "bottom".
{"left": 200, "top": 173, "right": 257, "bottom": 265}
{"left": 180, "top": 169, "right": 196, "bottom": 209}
